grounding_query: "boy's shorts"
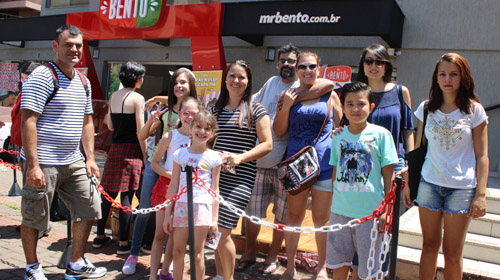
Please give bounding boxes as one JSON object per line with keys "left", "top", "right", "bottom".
{"left": 326, "top": 212, "right": 383, "bottom": 280}
{"left": 246, "top": 168, "right": 287, "bottom": 223}
{"left": 21, "top": 160, "right": 102, "bottom": 231}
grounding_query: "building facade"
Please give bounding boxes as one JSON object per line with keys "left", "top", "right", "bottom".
{"left": 1, "top": 0, "right": 499, "bottom": 171}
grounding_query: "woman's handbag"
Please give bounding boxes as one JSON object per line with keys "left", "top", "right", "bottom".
{"left": 277, "top": 98, "right": 332, "bottom": 195}
{"left": 405, "top": 108, "right": 428, "bottom": 201}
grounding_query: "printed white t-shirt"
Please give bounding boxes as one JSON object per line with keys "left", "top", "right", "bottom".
{"left": 415, "top": 101, "right": 488, "bottom": 189}
{"left": 173, "top": 147, "right": 222, "bottom": 204}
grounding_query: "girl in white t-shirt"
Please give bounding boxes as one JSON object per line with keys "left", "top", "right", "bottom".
{"left": 150, "top": 96, "right": 201, "bottom": 280}
{"left": 402, "top": 53, "right": 489, "bottom": 279}
{"left": 164, "top": 109, "right": 222, "bottom": 280}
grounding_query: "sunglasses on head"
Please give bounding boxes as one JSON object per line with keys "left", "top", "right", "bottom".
{"left": 363, "top": 58, "right": 388, "bottom": 67}
{"left": 297, "top": 64, "right": 318, "bottom": 71}
{"left": 279, "top": 58, "right": 297, "bottom": 64}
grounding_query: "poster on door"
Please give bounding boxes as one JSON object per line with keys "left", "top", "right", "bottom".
{"left": 0, "top": 62, "right": 20, "bottom": 92}
{"left": 193, "top": 70, "right": 223, "bottom": 107}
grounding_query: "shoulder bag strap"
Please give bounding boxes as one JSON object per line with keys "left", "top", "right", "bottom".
{"left": 312, "top": 94, "right": 332, "bottom": 147}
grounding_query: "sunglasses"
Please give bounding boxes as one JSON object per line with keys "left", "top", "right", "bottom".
{"left": 181, "top": 111, "right": 197, "bottom": 117}
{"left": 363, "top": 58, "right": 388, "bottom": 67}
{"left": 279, "top": 58, "right": 297, "bottom": 64}
{"left": 297, "top": 64, "right": 318, "bottom": 71}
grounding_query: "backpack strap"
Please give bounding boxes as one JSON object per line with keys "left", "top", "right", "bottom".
{"left": 75, "top": 69, "right": 90, "bottom": 97}
{"left": 43, "top": 62, "right": 60, "bottom": 106}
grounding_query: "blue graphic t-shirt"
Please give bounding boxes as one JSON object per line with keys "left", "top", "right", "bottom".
{"left": 329, "top": 124, "right": 398, "bottom": 218}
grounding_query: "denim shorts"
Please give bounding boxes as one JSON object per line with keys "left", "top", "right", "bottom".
{"left": 311, "top": 179, "right": 333, "bottom": 192}
{"left": 415, "top": 178, "right": 476, "bottom": 214}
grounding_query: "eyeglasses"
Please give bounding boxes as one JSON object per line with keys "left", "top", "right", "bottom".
{"left": 279, "top": 58, "right": 297, "bottom": 64}
{"left": 297, "top": 64, "right": 318, "bottom": 71}
{"left": 363, "top": 58, "right": 388, "bottom": 67}
{"left": 181, "top": 111, "right": 197, "bottom": 117}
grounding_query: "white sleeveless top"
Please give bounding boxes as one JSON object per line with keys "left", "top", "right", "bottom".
{"left": 163, "top": 129, "right": 190, "bottom": 171}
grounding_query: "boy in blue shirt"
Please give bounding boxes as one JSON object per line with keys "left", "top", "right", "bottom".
{"left": 326, "top": 82, "right": 398, "bottom": 280}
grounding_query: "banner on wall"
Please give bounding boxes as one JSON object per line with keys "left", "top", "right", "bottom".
{"left": 323, "top": 65, "right": 351, "bottom": 90}
{"left": 193, "top": 70, "right": 223, "bottom": 107}
{"left": 0, "top": 62, "right": 20, "bottom": 92}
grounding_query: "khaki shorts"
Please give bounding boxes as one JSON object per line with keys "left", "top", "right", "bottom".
{"left": 21, "top": 159, "right": 102, "bottom": 231}
{"left": 246, "top": 168, "right": 287, "bottom": 223}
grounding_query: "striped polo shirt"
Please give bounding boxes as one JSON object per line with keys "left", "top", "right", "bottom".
{"left": 20, "top": 62, "right": 93, "bottom": 165}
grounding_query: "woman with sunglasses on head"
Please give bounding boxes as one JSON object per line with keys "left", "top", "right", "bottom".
{"left": 344, "top": 44, "right": 415, "bottom": 280}
{"left": 209, "top": 60, "right": 273, "bottom": 280}
{"left": 405, "top": 53, "right": 488, "bottom": 279}
{"left": 274, "top": 52, "right": 342, "bottom": 280}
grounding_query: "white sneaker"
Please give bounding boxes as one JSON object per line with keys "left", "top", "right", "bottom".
{"left": 64, "top": 258, "right": 107, "bottom": 279}
{"left": 24, "top": 263, "right": 48, "bottom": 280}
{"left": 122, "top": 255, "right": 138, "bottom": 275}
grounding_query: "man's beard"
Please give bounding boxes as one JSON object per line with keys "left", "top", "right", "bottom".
{"left": 280, "top": 66, "right": 296, "bottom": 79}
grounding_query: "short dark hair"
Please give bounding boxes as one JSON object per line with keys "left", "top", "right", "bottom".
{"left": 55, "top": 25, "right": 83, "bottom": 42}
{"left": 119, "top": 62, "right": 146, "bottom": 88}
{"left": 356, "top": 44, "right": 393, "bottom": 83}
{"left": 339, "top": 82, "right": 373, "bottom": 106}
{"left": 20, "top": 61, "right": 40, "bottom": 75}
{"left": 278, "top": 43, "right": 300, "bottom": 59}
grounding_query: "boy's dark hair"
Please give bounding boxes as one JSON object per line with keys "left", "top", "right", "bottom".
{"left": 340, "top": 82, "right": 373, "bottom": 105}
{"left": 55, "top": 25, "right": 83, "bottom": 42}
{"left": 119, "top": 61, "right": 146, "bottom": 88}
{"left": 278, "top": 43, "right": 300, "bottom": 58}
{"left": 20, "top": 61, "right": 40, "bottom": 75}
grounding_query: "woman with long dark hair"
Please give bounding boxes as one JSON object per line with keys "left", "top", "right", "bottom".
{"left": 356, "top": 44, "right": 414, "bottom": 176}
{"left": 403, "top": 53, "right": 488, "bottom": 279}
{"left": 210, "top": 60, "right": 273, "bottom": 280}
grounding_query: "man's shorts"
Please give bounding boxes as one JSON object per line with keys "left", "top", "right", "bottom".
{"left": 21, "top": 160, "right": 102, "bottom": 231}
{"left": 326, "top": 212, "right": 383, "bottom": 280}
{"left": 246, "top": 168, "right": 287, "bottom": 223}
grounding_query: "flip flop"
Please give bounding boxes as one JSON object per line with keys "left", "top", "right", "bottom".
{"left": 234, "top": 259, "right": 256, "bottom": 272}
{"left": 259, "top": 262, "right": 281, "bottom": 274}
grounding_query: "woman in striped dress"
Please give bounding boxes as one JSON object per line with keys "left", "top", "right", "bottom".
{"left": 210, "top": 60, "right": 273, "bottom": 280}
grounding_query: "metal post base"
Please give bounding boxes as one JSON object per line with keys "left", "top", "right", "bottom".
{"left": 8, "top": 182, "right": 21, "bottom": 196}
{"left": 57, "top": 242, "right": 72, "bottom": 269}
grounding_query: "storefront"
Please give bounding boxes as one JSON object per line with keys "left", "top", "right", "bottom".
{"left": 1, "top": 0, "right": 499, "bottom": 170}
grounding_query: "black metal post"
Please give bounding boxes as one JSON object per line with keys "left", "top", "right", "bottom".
{"left": 185, "top": 166, "right": 196, "bottom": 280}
{"left": 389, "top": 177, "right": 403, "bottom": 280}
{"left": 57, "top": 213, "right": 72, "bottom": 269}
{"left": 8, "top": 149, "right": 21, "bottom": 196}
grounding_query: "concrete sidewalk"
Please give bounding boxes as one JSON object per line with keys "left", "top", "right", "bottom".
{"left": 0, "top": 165, "right": 316, "bottom": 280}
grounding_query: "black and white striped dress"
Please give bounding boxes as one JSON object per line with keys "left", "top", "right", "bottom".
{"left": 210, "top": 103, "right": 268, "bottom": 229}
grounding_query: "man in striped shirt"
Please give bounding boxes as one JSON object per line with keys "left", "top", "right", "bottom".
{"left": 20, "top": 25, "right": 106, "bottom": 280}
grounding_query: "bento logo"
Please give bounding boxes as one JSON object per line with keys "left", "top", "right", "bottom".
{"left": 100, "top": 0, "right": 162, "bottom": 28}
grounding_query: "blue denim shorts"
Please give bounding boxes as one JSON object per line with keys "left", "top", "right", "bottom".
{"left": 415, "top": 178, "right": 475, "bottom": 214}
{"left": 311, "top": 179, "right": 333, "bottom": 192}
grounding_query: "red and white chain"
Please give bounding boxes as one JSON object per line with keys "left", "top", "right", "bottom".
{"left": 0, "top": 148, "right": 21, "bottom": 170}
{"left": 91, "top": 169, "right": 404, "bottom": 236}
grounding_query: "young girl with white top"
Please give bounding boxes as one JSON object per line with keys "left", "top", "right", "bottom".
{"left": 163, "top": 109, "right": 222, "bottom": 280}
{"left": 403, "top": 53, "right": 489, "bottom": 279}
{"left": 149, "top": 96, "right": 201, "bottom": 280}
